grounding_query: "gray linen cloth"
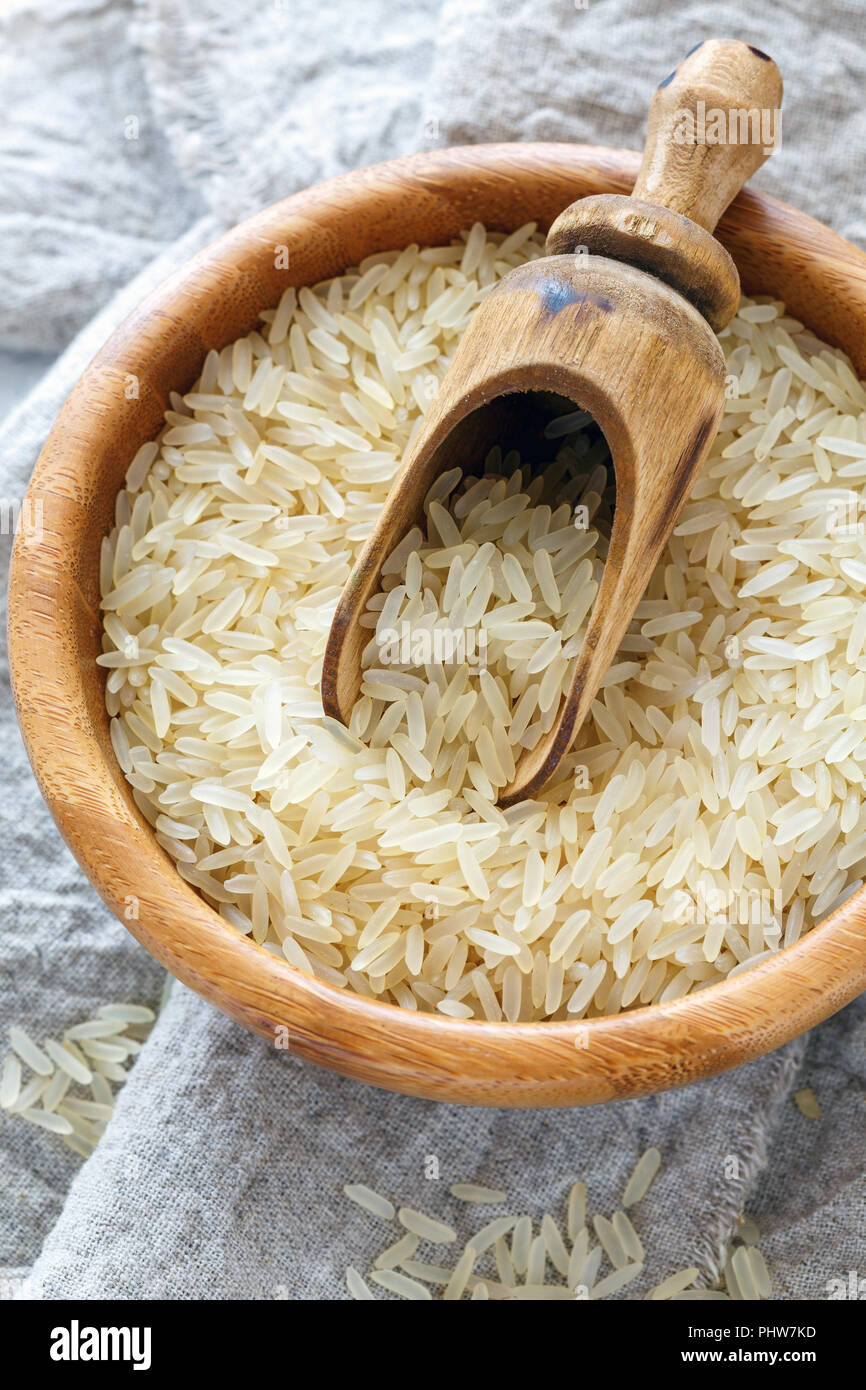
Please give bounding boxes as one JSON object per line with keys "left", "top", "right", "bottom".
{"left": 1, "top": 0, "right": 863, "bottom": 1300}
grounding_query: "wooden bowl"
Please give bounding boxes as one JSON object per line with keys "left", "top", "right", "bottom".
{"left": 10, "top": 144, "right": 866, "bottom": 1107}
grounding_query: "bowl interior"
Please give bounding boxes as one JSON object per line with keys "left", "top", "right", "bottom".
{"left": 10, "top": 144, "right": 866, "bottom": 1107}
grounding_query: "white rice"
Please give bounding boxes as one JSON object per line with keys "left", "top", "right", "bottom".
{"left": 41, "top": 1039, "right": 92, "bottom": 1086}
{"left": 593, "top": 1213, "right": 629, "bottom": 1268}
{"left": 2, "top": 1002, "right": 159, "bottom": 1156}
{"left": 444, "top": 1245, "right": 478, "bottom": 1299}
{"left": 8, "top": 1026, "right": 53, "bottom": 1076}
{"left": 20, "top": 1108, "right": 74, "bottom": 1135}
{"left": 646, "top": 1265, "right": 701, "bottom": 1300}
{"left": 343, "top": 1184, "right": 396, "bottom": 1221}
{"left": 591, "top": 1261, "right": 644, "bottom": 1298}
{"left": 612, "top": 1208, "right": 644, "bottom": 1263}
{"left": 343, "top": 1146, "right": 773, "bottom": 1301}
{"left": 0, "top": 1055, "right": 21, "bottom": 1109}
{"left": 373, "top": 1233, "right": 420, "bottom": 1269}
{"left": 345, "top": 1266, "right": 374, "bottom": 1300}
{"left": 622, "top": 1145, "right": 661, "bottom": 1207}
{"left": 449, "top": 1183, "right": 508, "bottom": 1203}
{"left": 794, "top": 1085, "right": 821, "bottom": 1118}
{"left": 398, "top": 1208, "right": 457, "bottom": 1243}
{"left": 466, "top": 1215, "right": 517, "bottom": 1254}
{"left": 98, "top": 224, "right": 866, "bottom": 1021}
{"left": 567, "top": 1181, "right": 586, "bottom": 1239}
{"left": 370, "top": 1268, "right": 432, "bottom": 1300}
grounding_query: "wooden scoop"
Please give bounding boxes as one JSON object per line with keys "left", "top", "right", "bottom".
{"left": 322, "top": 38, "right": 782, "bottom": 806}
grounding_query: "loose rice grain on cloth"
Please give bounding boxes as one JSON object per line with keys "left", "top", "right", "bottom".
{"left": 5, "top": 0, "right": 866, "bottom": 1300}
{"left": 31, "top": 985, "right": 803, "bottom": 1299}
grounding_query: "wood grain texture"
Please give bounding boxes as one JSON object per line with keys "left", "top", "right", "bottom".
{"left": 9, "top": 142, "right": 866, "bottom": 1107}
{"left": 633, "top": 38, "right": 783, "bottom": 231}
{"left": 322, "top": 254, "right": 727, "bottom": 806}
{"left": 323, "top": 42, "right": 781, "bottom": 802}
{"left": 547, "top": 40, "right": 782, "bottom": 330}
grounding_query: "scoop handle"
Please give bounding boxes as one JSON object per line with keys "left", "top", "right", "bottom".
{"left": 632, "top": 38, "right": 783, "bottom": 232}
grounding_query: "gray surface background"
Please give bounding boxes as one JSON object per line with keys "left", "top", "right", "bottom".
{"left": 0, "top": 0, "right": 863, "bottom": 1299}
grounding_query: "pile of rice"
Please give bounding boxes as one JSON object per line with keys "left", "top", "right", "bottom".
{"left": 99, "top": 223, "right": 866, "bottom": 1021}
{"left": 342, "top": 1150, "right": 773, "bottom": 1301}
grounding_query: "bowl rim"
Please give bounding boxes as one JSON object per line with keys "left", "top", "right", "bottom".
{"left": 9, "top": 141, "right": 866, "bottom": 1108}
